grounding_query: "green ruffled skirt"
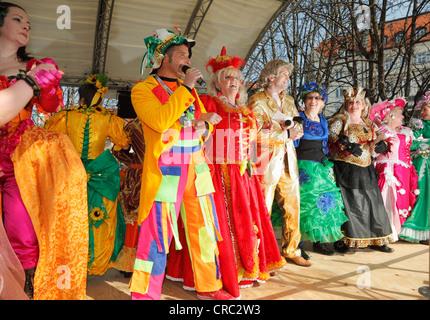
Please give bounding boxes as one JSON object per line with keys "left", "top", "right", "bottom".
{"left": 298, "top": 159, "right": 348, "bottom": 243}
{"left": 399, "top": 155, "right": 430, "bottom": 242}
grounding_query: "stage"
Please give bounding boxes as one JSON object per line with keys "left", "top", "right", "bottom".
{"left": 86, "top": 231, "right": 429, "bottom": 301}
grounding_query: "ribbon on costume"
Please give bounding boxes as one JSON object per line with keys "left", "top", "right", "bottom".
{"left": 84, "top": 150, "right": 121, "bottom": 267}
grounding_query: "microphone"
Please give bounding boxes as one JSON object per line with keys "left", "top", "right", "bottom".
{"left": 182, "top": 65, "right": 206, "bottom": 87}
{"left": 284, "top": 116, "right": 304, "bottom": 126}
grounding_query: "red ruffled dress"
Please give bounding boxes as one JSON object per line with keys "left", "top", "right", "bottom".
{"left": 166, "top": 96, "right": 286, "bottom": 298}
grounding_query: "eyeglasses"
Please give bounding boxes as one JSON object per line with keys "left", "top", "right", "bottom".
{"left": 305, "top": 96, "right": 324, "bottom": 101}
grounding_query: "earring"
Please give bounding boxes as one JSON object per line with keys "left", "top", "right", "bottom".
{"left": 217, "top": 91, "right": 222, "bottom": 97}
{"left": 236, "top": 93, "right": 240, "bottom": 99}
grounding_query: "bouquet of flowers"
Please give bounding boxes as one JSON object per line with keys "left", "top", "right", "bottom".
{"left": 409, "top": 117, "right": 424, "bottom": 131}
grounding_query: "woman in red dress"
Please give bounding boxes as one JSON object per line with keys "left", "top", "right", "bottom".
{"left": 166, "top": 47, "right": 286, "bottom": 299}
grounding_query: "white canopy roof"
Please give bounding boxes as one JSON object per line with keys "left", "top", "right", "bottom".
{"left": 14, "top": 0, "right": 290, "bottom": 96}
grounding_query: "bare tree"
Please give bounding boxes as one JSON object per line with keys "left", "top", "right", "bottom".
{"left": 245, "top": 0, "right": 430, "bottom": 118}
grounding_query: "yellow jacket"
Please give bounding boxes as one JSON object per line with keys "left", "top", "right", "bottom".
{"left": 131, "top": 76, "right": 212, "bottom": 225}
{"left": 248, "top": 89, "right": 299, "bottom": 184}
{"left": 45, "top": 105, "right": 130, "bottom": 160}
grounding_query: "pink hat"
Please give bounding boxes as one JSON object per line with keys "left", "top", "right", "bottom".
{"left": 369, "top": 98, "right": 406, "bottom": 122}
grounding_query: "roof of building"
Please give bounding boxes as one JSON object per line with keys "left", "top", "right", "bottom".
{"left": 317, "top": 11, "right": 430, "bottom": 57}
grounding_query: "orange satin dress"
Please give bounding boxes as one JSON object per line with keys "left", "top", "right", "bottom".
{"left": 2, "top": 106, "right": 89, "bottom": 300}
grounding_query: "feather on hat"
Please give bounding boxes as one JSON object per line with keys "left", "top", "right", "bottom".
{"left": 205, "top": 46, "right": 246, "bottom": 74}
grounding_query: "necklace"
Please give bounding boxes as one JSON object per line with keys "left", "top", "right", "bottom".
{"left": 227, "top": 101, "right": 238, "bottom": 109}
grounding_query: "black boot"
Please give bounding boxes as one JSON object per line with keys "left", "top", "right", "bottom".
{"left": 369, "top": 244, "right": 394, "bottom": 253}
{"left": 334, "top": 240, "right": 353, "bottom": 254}
{"left": 24, "top": 267, "right": 36, "bottom": 299}
{"left": 313, "top": 242, "right": 335, "bottom": 255}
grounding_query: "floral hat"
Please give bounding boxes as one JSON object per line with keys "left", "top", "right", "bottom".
{"left": 205, "top": 46, "right": 246, "bottom": 74}
{"left": 140, "top": 27, "right": 195, "bottom": 73}
{"left": 297, "top": 81, "right": 328, "bottom": 104}
{"left": 416, "top": 91, "right": 430, "bottom": 110}
{"left": 369, "top": 97, "right": 406, "bottom": 123}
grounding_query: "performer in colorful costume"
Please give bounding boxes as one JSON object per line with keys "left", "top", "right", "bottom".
{"left": 45, "top": 74, "right": 130, "bottom": 275}
{"left": 113, "top": 117, "right": 145, "bottom": 273}
{"left": 130, "top": 28, "right": 232, "bottom": 300}
{"left": 166, "top": 47, "right": 286, "bottom": 297}
{"left": 248, "top": 59, "right": 310, "bottom": 266}
{"left": 328, "top": 87, "right": 394, "bottom": 252}
{"left": 0, "top": 2, "right": 88, "bottom": 300}
{"left": 369, "top": 98, "right": 419, "bottom": 241}
{"left": 399, "top": 91, "right": 430, "bottom": 244}
{"left": 294, "top": 82, "right": 348, "bottom": 255}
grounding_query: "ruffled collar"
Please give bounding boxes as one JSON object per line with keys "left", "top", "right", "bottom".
{"left": 211, "top": 96, "right": 251, "bottom": 116}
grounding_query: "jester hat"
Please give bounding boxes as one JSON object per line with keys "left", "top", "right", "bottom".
{"left": 205, "top": 46, "right": 246, "bottom": 74}
{"left": 140, "top": 27, "right": 195, "bottom": 73}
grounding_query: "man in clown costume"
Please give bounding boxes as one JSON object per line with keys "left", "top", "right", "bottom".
{"left": 129, "top": 28, "right": 233, "bottom": 300}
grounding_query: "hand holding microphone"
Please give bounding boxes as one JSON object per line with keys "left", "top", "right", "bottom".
{"left": 182, "top": 65, "right": 206, "bottom": 87}
{"left": 284, "top": 116, "right": 304, "bottom": 127}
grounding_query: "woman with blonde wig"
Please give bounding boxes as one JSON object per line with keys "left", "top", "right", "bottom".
{"left": 167, "top": 48, "right": 286, "bottom": 298}
{"left": 369, "top": 98, "right": 419, "bottom": 241}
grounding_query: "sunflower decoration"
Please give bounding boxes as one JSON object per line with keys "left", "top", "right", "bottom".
{"left": 85, "top": 73, "right": 108, "bottom": 88}
{"left": 89, "top": 206, "right": 108, "bottom": 227}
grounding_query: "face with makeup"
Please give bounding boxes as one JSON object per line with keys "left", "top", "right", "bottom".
{"left": 385, "top": 107, "right": 404, "bottom": 129}
{"left": 421, "top": 104, "right": 430, "bottom": 121}
{"left": 0, "top": 6, "right": 31, "bottom": 48}
{"left": 216, "top": 68, "right": 241, "bottom": 99}
{"left": 304, "top": 92, "right": 325, "bottom": 115}
{"left": 345, "top": 98, "right": 366, "bottom": 118}
{"left": 268, "top": 67, "right": 290, "bottom": 93}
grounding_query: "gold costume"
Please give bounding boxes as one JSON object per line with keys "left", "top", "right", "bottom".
{"left": 249, "top": 89, "right": 301, "bottom": 259}
{"left": 328, "top": 115, "right": 380, "bottom": 167}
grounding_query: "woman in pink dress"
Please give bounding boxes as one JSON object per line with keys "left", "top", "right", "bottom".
{"left": 369, "top": 98, "right": 419, "bottom": 241}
